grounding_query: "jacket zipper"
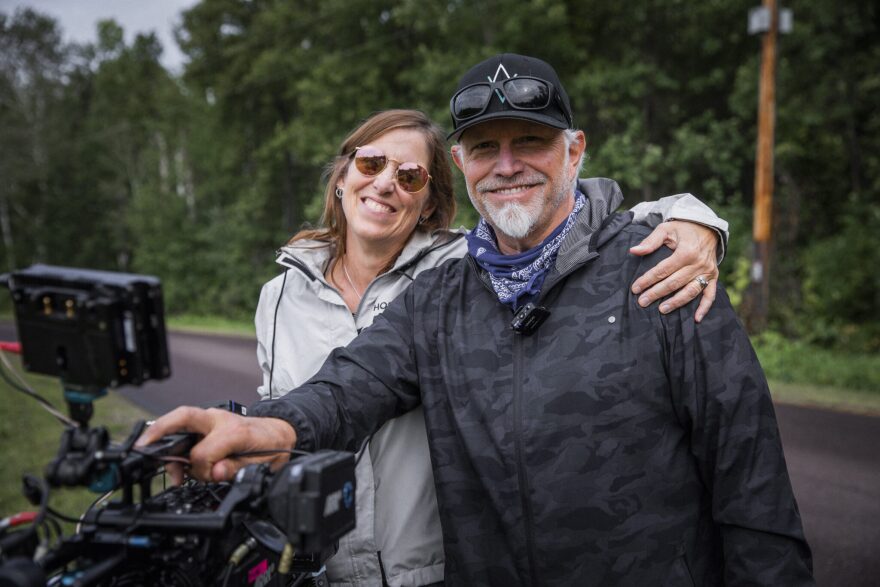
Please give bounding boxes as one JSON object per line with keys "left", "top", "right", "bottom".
{"left": 468, "top": 249, "right": 611, "bottom": 587}
{"left": 468, "top": 256, "right": 539, "bottom": 582}
{"left": 517, "top": 247, "right": 599, "bottom": 587}
{"left": 513, "top": 336, "right": 540, "bottom": 586}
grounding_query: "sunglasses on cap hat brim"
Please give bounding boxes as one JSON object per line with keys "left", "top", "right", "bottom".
{"left": 448, "top": 76, "right": 571, "bottom": 140}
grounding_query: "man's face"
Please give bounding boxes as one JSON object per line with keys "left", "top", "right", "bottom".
{"left": 452, "top": 119, "right": 585, "bottom": 254}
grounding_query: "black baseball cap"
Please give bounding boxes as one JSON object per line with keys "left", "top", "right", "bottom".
{"left": 448, "top": 53, "right": 574, "bottom": 141}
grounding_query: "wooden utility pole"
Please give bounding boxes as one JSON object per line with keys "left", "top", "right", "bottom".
{"left": 743, "top": 0, "right": 791, "bottom": 332}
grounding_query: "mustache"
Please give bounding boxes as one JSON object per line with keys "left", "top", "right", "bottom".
{"left": 476, "top": 173, "right": 547, "bottom": 194}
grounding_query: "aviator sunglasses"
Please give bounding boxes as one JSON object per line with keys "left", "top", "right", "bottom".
{"left": 351, "top": 146, "right": 432, "bottom": 193}
{"left": 450, "top": 76, "right": 572, "bottom": 125}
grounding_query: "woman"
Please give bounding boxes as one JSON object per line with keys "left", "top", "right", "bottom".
{"left": 257, "top": 110, "right": 461, "bottom": 587}
{"left": 255, "top": 110, "right": 726, "bottom": 586}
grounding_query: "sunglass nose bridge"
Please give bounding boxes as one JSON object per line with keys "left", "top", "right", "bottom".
{"left": 353, "top": 146, "right": 431, "bottom": 193}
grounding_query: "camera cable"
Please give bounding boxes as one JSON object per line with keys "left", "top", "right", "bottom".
{"left": 0, "top": 475, "right": 49, "bottom": 555}
{"left": 0, "top": 349, "right": 76, "bottom": 427}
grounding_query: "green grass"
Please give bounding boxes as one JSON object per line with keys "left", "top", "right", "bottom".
{"left": 753, "top": 331, "right": 880, "bottom": 389}
{"left": 0, "top": 362, "right": 153, "bottom": 525}
{"left": 768, "top": 380, "right": 880, "bottom": 415}
{"left": 166, "top": 313, "right": 255, "bottom": 337}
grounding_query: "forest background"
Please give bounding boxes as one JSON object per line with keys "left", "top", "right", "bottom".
{"left": 1, "top": 0, "right": 877, "bottom": 395}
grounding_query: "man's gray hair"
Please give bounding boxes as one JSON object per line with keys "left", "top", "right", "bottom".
{"left": 563, "top": 129, "right": 586, "bottom": 189}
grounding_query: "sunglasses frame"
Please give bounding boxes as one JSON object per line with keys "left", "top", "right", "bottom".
{"left": 450, "top": 76, "right": 572, "bottom": 126}
{"left": 350, "top": 146, "right": 432, "bottom": 193}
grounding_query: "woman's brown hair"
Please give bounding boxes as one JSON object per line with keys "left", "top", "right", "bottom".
{"left": 289, "top": 109, "right": 456, "bottom": 259}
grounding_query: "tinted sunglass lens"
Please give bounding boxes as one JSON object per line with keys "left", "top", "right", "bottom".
{"left": 504, "top": 79, "right": 550, "bottom": 109}
{"left": 453, "top": 85, "right": 493, "bottom": 119}
{"left": 355, "top": 147, "right": 387, "bottom": 176}
{"left": 397, "top": 163, "right": 428, "bottom": 192}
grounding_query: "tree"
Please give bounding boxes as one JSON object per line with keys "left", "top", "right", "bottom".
{"left": 0, "top": 0, "right": 875, "bottom": 342}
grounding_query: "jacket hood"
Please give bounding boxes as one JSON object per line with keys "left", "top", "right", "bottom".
{"left": 554, "top": 178, "right": 631, "bottom": 273}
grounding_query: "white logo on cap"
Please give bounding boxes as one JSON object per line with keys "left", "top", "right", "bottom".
{"left": 487, "top": 64, "right": 517, "bottom": 103}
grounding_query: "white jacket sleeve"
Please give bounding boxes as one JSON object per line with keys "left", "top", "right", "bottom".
{"left": 254, "top": 279, "right": 278, "bottom": 401}
{"left": 630, "top": 193, "right": 730, "bottom": 262}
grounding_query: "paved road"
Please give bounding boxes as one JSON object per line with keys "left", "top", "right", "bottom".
{"left": 117, "top": 330, "right": 262, "bottom": 414}
{"left": 775, "top": 405, "right": 880, "bottom": 586}
{"left": 2, "top": 324, "right": 877, "bottom": 585}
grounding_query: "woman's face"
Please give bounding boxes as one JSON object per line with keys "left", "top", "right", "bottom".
{"left": 337, "top": 128, "right": 435, "bottom": 253}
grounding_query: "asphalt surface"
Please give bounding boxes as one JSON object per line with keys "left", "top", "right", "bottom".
{"left": 1, "top": 324, "right": 878, "bottom": 585}
{"left": 117, "top": 330, "right": 262, "bottom": 414}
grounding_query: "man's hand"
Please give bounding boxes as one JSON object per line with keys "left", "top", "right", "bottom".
{"left": 629, "top": 220, "right": 720, "bottom": 322}
{"left": 135, "top": 406, "right": 297, "bottom": 484}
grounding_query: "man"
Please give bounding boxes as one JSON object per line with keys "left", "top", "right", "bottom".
{"left": 142, "top": 54, "right": 813, "bottom": 585}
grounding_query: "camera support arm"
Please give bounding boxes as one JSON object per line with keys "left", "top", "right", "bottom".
{"left": 45, "top": 420, "right": 199, "bottom": 495}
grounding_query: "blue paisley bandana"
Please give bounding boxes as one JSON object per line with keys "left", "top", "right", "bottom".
{"left": 467, "top": 190, "right": 585, "bottom": 310}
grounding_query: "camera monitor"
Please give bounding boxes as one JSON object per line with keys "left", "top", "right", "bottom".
{"left": 5, "top": 264, "right": 171, "bottom": 390}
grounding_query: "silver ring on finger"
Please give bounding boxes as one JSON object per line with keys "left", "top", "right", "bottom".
{"left": 695, "top": 275, "right": 709, "bottom": 291}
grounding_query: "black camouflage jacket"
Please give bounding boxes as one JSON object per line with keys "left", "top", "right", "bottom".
{"left": 252, "top": 178, "right": 814, "bottom": 586}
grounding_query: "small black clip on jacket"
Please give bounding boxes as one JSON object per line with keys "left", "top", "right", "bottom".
{"left": 510, "top": 303, "right": 551, "bottom": 336}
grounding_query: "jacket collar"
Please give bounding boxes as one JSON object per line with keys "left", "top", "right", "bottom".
{"left": 274, "top": 229, "right": 462, "bottom": 281}
{"left": 555, "top": 178, "right": 629, "bottom": 269}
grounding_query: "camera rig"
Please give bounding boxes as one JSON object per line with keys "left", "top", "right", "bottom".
{"left": 0, "top": 265, "right": 356, "bottom": 586}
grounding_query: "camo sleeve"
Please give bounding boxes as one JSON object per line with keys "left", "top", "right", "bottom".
{"left": 662, "top": 285, "right": 815, "bottom": 585}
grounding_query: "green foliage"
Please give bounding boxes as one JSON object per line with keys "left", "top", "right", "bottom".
{"left": 801, "top": 207, "right": 880, "bottom": 352}
{"left": 0, "top": 0, "right": 876, "bottom": 345}
{"left": 753, "top": 331, "right": 880, "bottom": 393}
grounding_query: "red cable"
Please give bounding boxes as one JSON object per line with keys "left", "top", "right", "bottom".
{"left": 0, "top": 342, "right": 21, "bottom": 354}
{"left": 0, "top": 511, "right": 38, "bottom": 529}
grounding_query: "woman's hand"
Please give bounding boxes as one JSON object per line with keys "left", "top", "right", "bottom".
{"left": 136, "top": 406, "right": 297, "bottom": 484}
{"left": 628, "top": 220, "right": 720, "bottom": 322}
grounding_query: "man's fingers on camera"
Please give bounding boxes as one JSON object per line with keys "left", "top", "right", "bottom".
{"left": 187, "top": 443, "right": 222, "bottom": 481}
{"left": 165, "top": 462, "right": 186, "bottom": 486}
{"left": 136, "top": 406, "right": 203, "bottom": 447}
{"left": 212, "top": 459, "right": 240, "bottom": 483}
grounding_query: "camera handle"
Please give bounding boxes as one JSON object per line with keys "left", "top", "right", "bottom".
{"left": 45, "top": 412, "right": 197, "bottom": 496}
